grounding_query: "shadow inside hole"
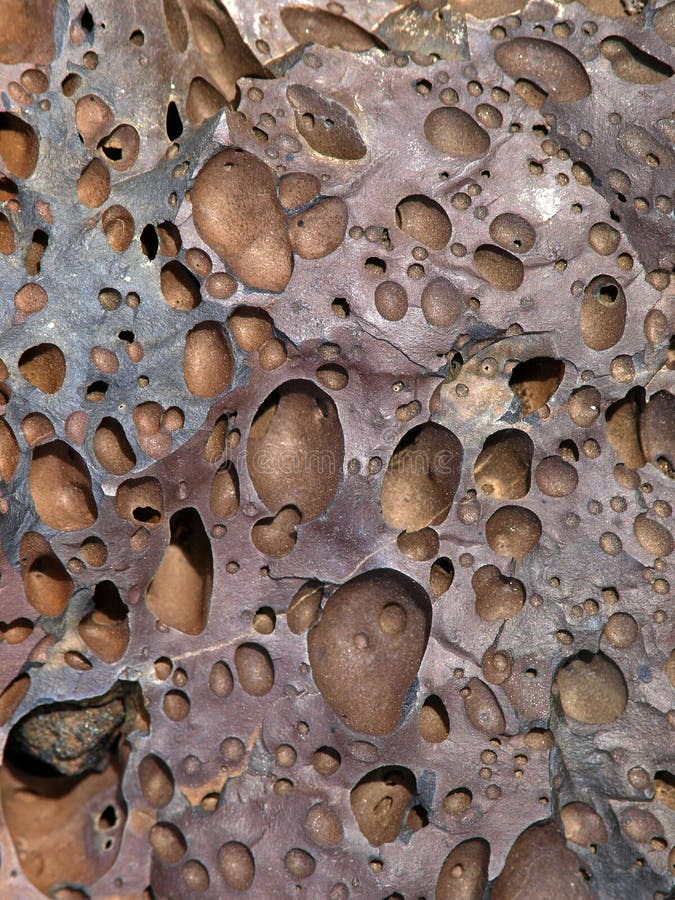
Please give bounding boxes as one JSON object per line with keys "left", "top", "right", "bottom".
{"left": 165, "top": 100, "right": 183, "bottom": 141}
{"left": 133, "top": 505, "right": 161, "bottom": 524}
{"left": 0, "top": 683, "right": 146, "bottom": 893}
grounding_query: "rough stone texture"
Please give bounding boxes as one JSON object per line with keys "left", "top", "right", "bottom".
{"left": 0, "top": 0, "right": 673, "bottom": 898}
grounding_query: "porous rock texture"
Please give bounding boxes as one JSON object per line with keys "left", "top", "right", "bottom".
{"left": 0, "top": 0, "right": 673, "bottom": 897}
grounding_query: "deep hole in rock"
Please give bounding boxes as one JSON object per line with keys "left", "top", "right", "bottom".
{"left": 98, "top": 804, "right": 117, "bottom": 829}
{"left": 80, "top": 5, "right": 94, "bottom": 32}
{"left": 100, "top": 143, "right": 122, "bottom": 161}
{"left": 140, "top": 223, "right": 159, "bottom": 260}
{"left": 145, "top": 507, "right": 213, "bottom": 634}
{"left": 133, "top": 505, "right": 161, "bottom": 523}
{"left": 508, "top": 357, "right": 565, "bottom": 416}
{"left": 165, "top": 100, "right": 183, "bottom": 141}
{"left": 24, "top": 229, "right": 48, "bottom": 276}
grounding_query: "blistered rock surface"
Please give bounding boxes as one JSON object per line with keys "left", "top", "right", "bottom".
{"left": 0, "top": 0, "right": 673, "bottom": 898}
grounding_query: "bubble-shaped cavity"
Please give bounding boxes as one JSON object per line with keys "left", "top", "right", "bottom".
{"left": 316, "top": 362, "right": 348, "bottom": 391}
{"left": 473, "top": 429, "right": 533, "bottom": 499}
{"left": 555, "top": 651, "right": 628, "bottom": 725}
{"left": 655, "top": 3, "right": 675, "bottom": 45}
{"left": 182, "top": 859, "right": 210, "bottom": 892}
{"left": 145, "top": 507, "right": 213, "bottom": 635}
{"left": 462, "top": 677, "right": 505, "bottom": 735}
{"left": 98, "top": 124, "right": 139, "bottom": 172}
{"left": 93, "top": 418, "right": 136, "bottom": 475}
{"left": 78, "top": 580, "right": 129, "bottom": 663}
{"left": 29, "top": 440, "right": 97, "bottom": 531}
{"left": 21, "top": 412, "right": 54, "bottom": 447}
{"left": 19, "top": 531, "right": 73, "bottom": 616}
{"left": 304, "top": 803, "right": 343, "bottom": 848}
{"left": 284, "top": 847, "right": 316, "bottom": 879}
{"left": 138, "top": 754, "right": 174, "bottom": 808}
{"left": 281, "top": 6, "right": 383, "bottom": 51}
{"left": 374, "top": 280, "right": 408, "bottom": 321}
{"left": 183, "top": 321, "right": 233, "bottom": 397}
{"left": 619, "top": 124, "right": 674, "bottom": 168}
{"left": 419, "top": 694, "right": 449, "bottom": 743}
{"left": 102, "top": 205, "right": 135, "bottom": 252}
{"left": 599, "top": 36, "right": 673, "bottom": 84}
{"left": 251, "top": 506, "right": 300, "bottom": 558}
{"left": 485, "top": 505, "right": 541, "bottom": 559}
{"left": 489, "top": 213, "right": 536, "bottom": 254}
{"left": 475, "top": 103, "right": 503, "bottom": 129}
{"left": 492, "top": 821, "right": 591, "bottom": 900}
{"left": 473, "top": 244, "right": 524, "bottom": 291}
{"left": 192, "top": 147, "right": 293, "bottom": 292}
{"left": 186, "top": 76, "right": 226, "bottom": 126}
{"left": 420, "top": 277, "right": 462, "bottom": 327}
{"left": 568, "top": 385, "right": 602, "bottom": 427}
{"left": 258, "top": 337, "right": 287, "bottom": 371}
{"left": 633, "top": 513, "right": 673, "bottom": 557}
{"left": 605, "top": 389, "right": 644, "bottom": 469}
{"left": 644, "top": 308, "right": 669, "bottom": 346}
{"left": 640, "top": 390, "right": 674, "bottom": 472}
{"left": 395, "top": 195, "right": 452, "bottom": 250}
{"left": 0, "top": 211, "right": 14, "bottom": 255}
{"left": 602, "top": 612, "right": 638, "bottom": 649}
{"left": 509, "top": 357, "right": 564, "bottom": 416}
{"left": 278, "top": 171, "right": 321, "bottom": 209}
{"left": 114, "top": 476, "right": 163, "bottom": 527}
{"left": 424, "top": 107, "right": 490, "bottom": 158}
{"left": 162, "top": 689, "right": 189, "bottom": 721}
{"left": 248, "top": 379, "right": 344, "bottom": 521}
{"left": 472, "top": 565, "right": 525, "bottom": 621}
{"left": 494, "top": 38, "right": 591, "bottom": 102}
{"left": 380, "top": 422, "right": 462, "bottom": 531}
{"left": 0, "top": 419, "right": 19, "bottom": 482}
{"left": 397, "top": 527, "right": 439, "bottom": 561}
{"left": 18, "top": 343, "right": 66, "bottom": 394}
{"left": 535, "top": 455, "right": 578, "bottom": 497}
{"left": 160, "top": 260, "right": 201, "bottom": 310}
{"left": 0, "top": 112, "right": 39, "bottom": 179}
{"left": 482, "top": 647, "right": 513, "bottom": 685}
{"left": 287, "top": 84, "right": 367, "bottom": 160}
{"left": 162, "top": 0, "right": 188, "bottom": 51}
{"left": 75, "top": 95, "right": 114, "bottom": 148}
{"left": 79, "top": 536, "right": 107, "bottom": 568}
{"left": 287, "top": 581, "right": 323, "bottom": 634}
{"left": 234, "top": 642, "right": 275, "bottom": 695}
{"left": 580, "top": 275, "right": 626, "bottom": 351}
{"left": 288, "top": 196, "right": 348, "bottom": 259}
{"left": 430, "top": 557, "right": 455, "bottom": 597}
{"left": 308, "top": 569, "right": 430, "bottom": 735}
{"left": 561, "top": 802, "right": 608, "bottom": 847}
{"left": 229, "top": 306, "right": 273, "bottom": 351}
{"left": 588, "top": 222, "right": 620, "bottom": 256}
{"left": 150, "top": 822, "right": 186, "bottom": 862}
{"left": 217, "top": 841, "right": 255, "bottom": 891}
{"left": 77, "top": 158, "right": 110, "bottom": 208}
{"left": 620, "top": 807, "right": 664, "bottom": 844}
{"left": 349, "top": 766, "right": 416, "bottom": 845}
{"left": 436, "top": 838, "right": 490, "bottom": 900}
{"left": 209, "top": 462, "right": 239, "bottom": 518}
{"left": 208, "top": 660, "right": 234, "bottom": 698}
